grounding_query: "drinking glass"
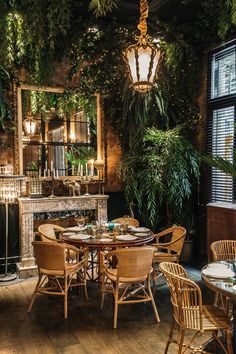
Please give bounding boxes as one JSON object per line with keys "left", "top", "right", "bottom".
{"left": 76, "top": 217, "right": 85, "bottom": 228}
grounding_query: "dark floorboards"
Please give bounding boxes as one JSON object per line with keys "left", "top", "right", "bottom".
{"left": 0, "top": 267, "right": 227, "bottom": 354}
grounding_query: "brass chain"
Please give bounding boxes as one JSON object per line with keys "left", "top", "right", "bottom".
{"left": 137, "top": 0, "right": 149, "bottom": 37}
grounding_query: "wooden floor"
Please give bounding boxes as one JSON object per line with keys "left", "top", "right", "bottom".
{"left": 0, "top": 268, "right": 221, "bottom": 354}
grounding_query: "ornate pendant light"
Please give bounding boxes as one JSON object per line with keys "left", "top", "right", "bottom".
{"left": 123, "top": 0, "right": 161, "bottom": 94}
{"left": 23, "top": 112, "right": 38, "bottom": 137}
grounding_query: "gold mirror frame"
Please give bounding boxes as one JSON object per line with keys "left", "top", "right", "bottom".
{"left": 14, "top": 84, "right": 105, "bottom": 179}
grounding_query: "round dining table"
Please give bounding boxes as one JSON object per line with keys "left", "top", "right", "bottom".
{"left": 60, "top": 229, "right": 154, "bottom": 281}
{"left": 201, "top": 261, "right": 236, "bottom": 350}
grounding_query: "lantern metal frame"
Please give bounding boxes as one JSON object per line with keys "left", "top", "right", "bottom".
{"left": 123, "top": 0, "right": 161, "bottom": 93}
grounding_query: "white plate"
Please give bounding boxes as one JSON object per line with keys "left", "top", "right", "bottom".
{"left": 207, "top": 263, "right": 229, "bottom": 270}
{"left": 65, "top": 226, "right": 86, "bottom": 232}
{"left": 135, "top": 232, "right": 148, "bottom": 237}
{"left": 116, "top": 235, "right": 138, "bottom": 241}
{"left": 63, "top": 232, "right": 77, "bottom": 236}
{"left": 68, "top": 234, "right": 91, "bottom": 240}
{"left": 99, "top": 238, "right": 113, "bottom": 242}
{"left": 202, "top": 268, "right": 235, "bottom": 279}
{"left": 131, "top": 227, "right": 150, "bottom": 233}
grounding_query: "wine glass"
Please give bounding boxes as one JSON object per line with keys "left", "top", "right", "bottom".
{"left": 76, "top": 217, "right": 85, "bottom": 229}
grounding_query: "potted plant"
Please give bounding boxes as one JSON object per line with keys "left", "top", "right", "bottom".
{"left": 119, "top": 126, "right": 200, "bottom": 230}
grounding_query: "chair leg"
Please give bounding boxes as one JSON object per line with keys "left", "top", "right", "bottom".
{"left": 100, "top": 272, "right": 105, "bottom": 310}
{"left": 147, "top": 277, "right": 160, "bottom": 322}
{"left": 178, "top": 329, "right": 185, "bottom": 354}
{"left": 28, "top": 275, "right": 42, "bottom": 312}
{"left": 84, "top": 280, "right": 89, "bottom": 302}
{"left": 64, "top": 276, "right": 68, "bottom": 319}
{"left": 164, "top": 319, "right": 176, "bottom": 354}
{"left": 113, "top": 284, "right": 118, "bottom": 329}
{"left": 225, "top": 328, "right": 233, "bottom": 354}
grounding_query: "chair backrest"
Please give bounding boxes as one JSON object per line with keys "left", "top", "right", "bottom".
{"left": 210, "top": 240, "right": 236, "bottom": 261}
{"left": 32, "top": 241, "right": 66, "bottom": 270}
{"left": 159, "top": 261, "right": 188, "bottom": 278}
{"left": 169, "top": 226, "right": 186, "bottom": 255}
{"left": 116, "top": 247, "right": 154, "bottom": 280}
{"left": 112, "top": 217, "right": 139, "bottom": 227}
{"left": 38, "top": 223, "right": 64, "bottom": 242}
{"left": 160, "top": 262, "right": 203, "bottom": 330}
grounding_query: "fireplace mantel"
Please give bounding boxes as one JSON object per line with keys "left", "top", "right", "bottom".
{"left": 17, "top": 194, "right": 108, "bottom": 277}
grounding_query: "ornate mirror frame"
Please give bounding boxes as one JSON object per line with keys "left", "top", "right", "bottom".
{"left": 14, "top": 84, "right": 105, "bottom": 178}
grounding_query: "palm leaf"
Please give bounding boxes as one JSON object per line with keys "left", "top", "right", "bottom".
{"left": 203, "top": 154, "right": 236, "bottom": 178}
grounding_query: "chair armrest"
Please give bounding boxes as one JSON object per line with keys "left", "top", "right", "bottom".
{"left": 153, "top": 227, "right": 173, "bottom": 242}
{"left": 153, "top": 234, "right": 184, "bottom": 248}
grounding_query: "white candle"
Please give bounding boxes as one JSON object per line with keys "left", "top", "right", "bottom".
{"left": 72, "top": 165, "right": 75, "bottom": 175}
{"left": 39, "top": 169, "right": 41, "bottom": 178}
{"left": 56, "top": 169, "right": 59, "bottom": 179}
{"left": 51, "top": 160, "right": 54, "bottom": 171}
{"left": 85, "top": 163, "right": 88, "bottom": 176}
{"left": 45, "top": 161, "right": 48, "bottom": 171}
{"left": 80, "top": 165, "right": 83, "bottom": 176}
{"left": 43, "top": 169, "right": 46, "bottom": 179}
{"left": 78, "top": 163, "right": 81, "bottom": 175}
{"left": 90, "top": 159, "right": 94, "bottom": 177}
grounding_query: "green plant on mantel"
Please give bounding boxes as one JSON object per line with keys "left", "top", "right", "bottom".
{"left": 119, "top": 126, "right": 200, "bottom": 230}
{"left": 65, "top": 146, "right": 96, "bottom": 168}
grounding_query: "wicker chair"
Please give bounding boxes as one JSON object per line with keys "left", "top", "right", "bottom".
{"left": 100, "top": 247, "right": 160, "bottom": 329}
{"left": 111, "top": 217, "right": 139, "bottom": 227}
{"left": 210, "top": 240, "right": 236, "bottom": 312}
{"left": 210, "top": 240, "right": 236, "bottom": 261}
{"left": 160, "top": 262, "right": 233, "bottom": 354}
{"left": 152, "top": 226, "right": 186, "bottom": 291}
{"left": 38, "top": 223, "right": 65, "bottom": 242}
{"left": 28, "top": 241, "right": 88, "bottom": 319}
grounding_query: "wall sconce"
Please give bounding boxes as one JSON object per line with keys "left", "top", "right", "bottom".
{"left": 123, "top": 0, "right": 161, "bottom": 93}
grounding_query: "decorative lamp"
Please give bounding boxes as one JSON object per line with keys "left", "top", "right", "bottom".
{"left": 0, "top": 175, "right": 25, "bottom": 282}
{"left": 123, "top": 0, "right": 161, "bottom": 93}
{"left": 23, "top": 112, "right": 38, "bottom": 137}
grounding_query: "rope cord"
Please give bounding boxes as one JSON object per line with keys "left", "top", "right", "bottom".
{"left": 137, "top": 0, "right": 149, "bottom": 36}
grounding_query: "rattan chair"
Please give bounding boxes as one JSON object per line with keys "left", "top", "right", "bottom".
{"left": 100, "top": 247, "right": 160, "bottom": 329}
{"left": 111, "top": 217, "right": 139, "bottom": 227}
{"left": 160, "top": 262, "right": 233, "bottom": 354}
{"left": 210, "top": 240, "right": 236, "bottom": 261}
{"left": 28, "top": 241, "right": 88, "bottom": 319}
{"left": 210, "top": 240, "right": 236, "bottom": 312}
{"left": 38, "top": 223, "right": 65, "bottom": 242}
{"left": 152, "top": 226, "right": 186, "bottom": 291}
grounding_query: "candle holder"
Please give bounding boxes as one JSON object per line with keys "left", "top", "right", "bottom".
{"left": 43, "top": 172, "right": 60, "bottom": 198}
{"left": 0, "top": 175, "right": 25, "bottom": 282}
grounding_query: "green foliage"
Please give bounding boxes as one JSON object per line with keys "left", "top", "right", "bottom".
{"left": 65, "top": 146, "right": 96, "bottom": 167}
{"left": 119, "top": 127, "right": 200, "bottom": 229}
{"left": 89, "top": 0, "right": 119, "bottom": 17}
{"left": 203, "top": 153, "right": 236, "bottom": 179}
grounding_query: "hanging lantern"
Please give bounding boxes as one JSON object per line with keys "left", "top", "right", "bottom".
{"left": 123, "top": 0, "right": 161, "bottom": 94}
{"left": 23, "top": 112, "right": 38, "bottom": 137}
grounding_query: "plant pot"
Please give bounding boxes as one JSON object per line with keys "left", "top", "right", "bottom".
{"left": 180, "top": 239, "right": 194, "bottom": 263}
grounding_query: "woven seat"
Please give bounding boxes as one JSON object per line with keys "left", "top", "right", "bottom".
{"left": 28, "top": 241, "right": 89, "bottom": 319}
{"left": 100, "top": 247, "right": 160, "bottom": 329}
{"left": 159, "top": 262, "right": 233, "bottom": 354}
{"left": 112, "top": 217, "right": 139, "bottom": 227}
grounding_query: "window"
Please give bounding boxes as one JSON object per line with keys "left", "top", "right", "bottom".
{"left": 207, "top": 41, "right": 236, "bottom": 203}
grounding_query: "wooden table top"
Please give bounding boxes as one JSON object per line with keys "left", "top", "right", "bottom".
{"left": 60, "top": 231, "right": 154, "bottom": 249}
{"left": 201, "top": 261, "right": 236, "bottom": 301}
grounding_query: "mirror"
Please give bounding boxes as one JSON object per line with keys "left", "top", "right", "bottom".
{"left": 15, "top": 84, "right": 104, "bottom": 180}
